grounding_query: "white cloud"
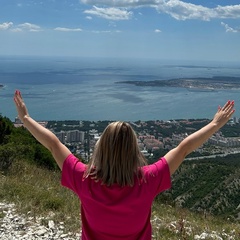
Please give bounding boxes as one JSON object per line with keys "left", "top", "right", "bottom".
{"left": 108, "top": 21, "right": 117, "bottom": 27}
{"left": 221, "top": 22, "right": 238, "bottom": 33}
{"left": 54, "top": 27, "right": 82, "bottom": 32}
{"left": 86, "top": 16, "right": 93, "bottom": 20}
{"left": 91, "top": 30, "right": 121, "bottom": 33}
{"left": 156, "top": 2, "right": 240, "bottom": 21}
{"left": 0, "top": 22, "right": 42, "bottom": 32}
{"left": 81, "top": 0, "right": 157, "bottom": 8}
{"left": 11, "top": 28, "right": 23, "bottom": 32}
{"left": 215, "top": 5, "right": 240, "bottom": 19}
{"left": 0, "top": 22, "right": 88, "bottom": 33}
{"left": 80, "top": 0, "right": 240, "bottom": 21}
{"left": 0, "top": 22, "right": 13, "bottom": 30}
{"left": 155, "top": 29, "right": 161, "bottom": 33}
{"left": 17, "top": 23, "right": 42, "bottom": 32}
{"left": 92, "top": 30, "right": 111, "bottom": 33}
{"left": 156, "top": 1, "right": 213, "bottom": 21}
{"left": 84, "top": 6, "right": 133, "bottom": 20}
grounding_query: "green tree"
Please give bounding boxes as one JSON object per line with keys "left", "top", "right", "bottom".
{"left": 0, "top": 116, "right": 13, "bottom": 144}
{"left": 0, "top": 143, "right": 17, "bottom": 171}
{"left": 34, "top": 144, "right": 57, "bottom": 170}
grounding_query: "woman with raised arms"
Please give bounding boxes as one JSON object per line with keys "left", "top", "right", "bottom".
{"left": 14, "top": 90, "right": 235, "bottom": 240}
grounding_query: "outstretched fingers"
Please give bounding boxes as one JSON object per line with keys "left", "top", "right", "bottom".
{"left": 219, "top": 100, "right": 235, "bottom": 119}
{"left": 14, "top": 90, "right": 24, "bottom": 106}
{"left": 221, "top": 100, "right": 234, "bottom": 110}
{"left": 13, "top": 90, "right": 29, "bottom": 122}
{"left": 220, "top": 100, "right": 234, "bottom": 112}
{"left": 14, "top": 90, "right": 22, "bottom": 99}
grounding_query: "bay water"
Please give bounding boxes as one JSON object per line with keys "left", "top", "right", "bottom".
{"left": 0, "top": 56, "right": 240, "bottom": 122}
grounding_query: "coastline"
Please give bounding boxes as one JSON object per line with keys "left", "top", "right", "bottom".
{"left": 116, "top": 76, "right": 240, "bottom": 91}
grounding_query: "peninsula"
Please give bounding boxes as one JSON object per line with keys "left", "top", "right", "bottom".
{"left": 116, "top": 76, "right": 240, "bottom": 91}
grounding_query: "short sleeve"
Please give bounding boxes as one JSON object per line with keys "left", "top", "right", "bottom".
{"left": 143, "top": 157, "right": 171, "bottom": 196}
{"left": 61, "top": 154, "right": 86, "bottom": 194}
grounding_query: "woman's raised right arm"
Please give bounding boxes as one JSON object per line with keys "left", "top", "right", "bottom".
{"left": 164, "top": 100, "right": 235, "bottom": 175}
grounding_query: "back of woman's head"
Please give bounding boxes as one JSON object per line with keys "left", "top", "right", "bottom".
{"left": 85, "top": 121, "right": 147, "bottom": 186}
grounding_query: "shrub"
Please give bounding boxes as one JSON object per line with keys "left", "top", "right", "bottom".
{"left": 0, "top": 143, "right": 17, "bottom": 171}
{"left": 34, "top": 144, "right": 58, "bottom": 170}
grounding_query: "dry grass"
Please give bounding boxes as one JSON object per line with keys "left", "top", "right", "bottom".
{"left": 1, "top": 160, "right": 240, "bottom": 239}
{"left": 0, "top": 160, "right": 80, "bottom": 234}
{"left": 151, "top": 203, "right": 240, "bottom": 239}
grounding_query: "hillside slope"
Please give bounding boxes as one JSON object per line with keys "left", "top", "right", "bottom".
{"left": 171, "top": 155, "right": 240, "bottom": 218}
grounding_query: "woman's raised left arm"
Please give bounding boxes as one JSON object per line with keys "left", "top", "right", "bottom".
{"left": 14, "top": 90, "right": 71, "bottom": 170}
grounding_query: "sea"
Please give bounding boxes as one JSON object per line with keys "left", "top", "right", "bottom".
{"left": 1, "top": 55, "right": 240, "bottom": 122}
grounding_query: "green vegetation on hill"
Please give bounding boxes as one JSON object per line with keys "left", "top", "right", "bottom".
{"left": 171, "top": 156, "right": 240, "bottom": 217}
{"left": 0, "top": 115, "right": 57, "bottom": 171}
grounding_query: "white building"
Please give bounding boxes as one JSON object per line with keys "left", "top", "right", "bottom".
{"left": 66, "top": 130, "right": 85, "bottom": 143}
{"left": 56, "top": 131, "right": 66, "bottom": 143}
{"left": 56, "top": 130, "right": 85, "bottom": 143}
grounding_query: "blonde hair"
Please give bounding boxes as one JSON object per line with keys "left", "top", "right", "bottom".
{"left": 85, "top": 121, "right": 147, "bottom": 187}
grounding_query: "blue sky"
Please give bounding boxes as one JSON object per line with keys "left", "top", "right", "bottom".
{"left": 0, "top": 0, "right": 240, "bottom": 62}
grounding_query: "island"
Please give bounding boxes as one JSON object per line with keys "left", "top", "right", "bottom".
{"left": 116, "top": 76, "right": 240, "bottom": 91}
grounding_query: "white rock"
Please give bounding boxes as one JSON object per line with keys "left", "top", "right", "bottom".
{"left": 199, "top": 232, "right": 208, "bottom": 239}
{"left": 0, "top": 201, "right": 79, "bottom": 239}
{"left": 48, "top": 219, "right": 55, "bottom": 229}
{"left": 35, "top": 228, "right": 47, "bottom": 236}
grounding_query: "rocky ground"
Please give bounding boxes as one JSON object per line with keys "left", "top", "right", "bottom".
{"left": 0, "top": 202, "right": 80, "bottom": 240}
{"left": 0, "top": 201, "right": 238, "bottom": 240}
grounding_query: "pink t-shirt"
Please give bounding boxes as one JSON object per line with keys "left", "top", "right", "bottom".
{"left": 61, "top": 154, "right": 171, "bottom": 240}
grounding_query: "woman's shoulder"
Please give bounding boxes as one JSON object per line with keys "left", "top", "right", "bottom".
{"left": 142, "top": 157, "right": 169, "bottom": 174}
{"left": 63, "top": 153, "right": 87, "bottom": 172}
{"left": 140, "top": 157, "right": 171, "bottom": 193}
{"left": 61, "top": 154, "right": 87, "bottom": 193}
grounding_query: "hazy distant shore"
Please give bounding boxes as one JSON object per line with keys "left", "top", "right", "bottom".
{"left": 117, "top": 76, "right": 240, "bottom": 91}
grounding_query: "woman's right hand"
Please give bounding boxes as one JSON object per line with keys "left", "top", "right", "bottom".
{"left": 211, "top": 100, "right": 235, "bottom": 129}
